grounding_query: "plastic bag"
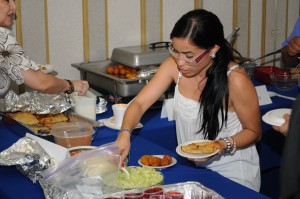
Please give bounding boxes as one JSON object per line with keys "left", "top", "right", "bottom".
{"left": 40, "top": 142, "right": 122, "bottom": 198}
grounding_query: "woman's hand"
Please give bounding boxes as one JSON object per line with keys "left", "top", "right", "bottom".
{"left": 72, "top": 80, "right": 89, "bottom": 96}
{"left": 188, "top": 140, "right": 225, "bottom": 165}
{"left": 115, "top": 131, "right": 131, "bottom": 163}
{"left": 272, "top": 113, "right": 290, "bottom": 136}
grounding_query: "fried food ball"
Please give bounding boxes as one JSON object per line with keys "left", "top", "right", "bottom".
{"left": 118, "top": 64, "right": 125, "bottom": 69}
{"left": 131, "top": 68, "right": 137, "bottom": 74}
{"left": 113, "top": 67, "right": 120, "bottom": 75}
{"left": 160, "top": 158, "right": 170, "bottom": 166}
{"left": 120, "top": 68, "right": 126, "bottom": 75}
{"left": 161, "top": 155, "right": 172, "bottom": 166}
{"left": 149, "top": 156, "right": 161, "bottom": 167}
{"left": 140, "top": 155, "right": 151, "bottom": 166}
{"left": 163, "top": 154, "right": 172, "bottom": 163}
{"left": 106, "top": 66, "right": 114, "bottom": 74}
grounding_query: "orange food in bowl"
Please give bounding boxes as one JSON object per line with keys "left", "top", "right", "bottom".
{"left": 50, "top": 122, "right": 95, "bottom": 148}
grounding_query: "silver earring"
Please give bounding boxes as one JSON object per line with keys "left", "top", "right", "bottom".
{"left": 211, "top": 54, "right": 216, "bottom": 59}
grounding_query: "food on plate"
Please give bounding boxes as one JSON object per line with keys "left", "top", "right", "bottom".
{"left": 118, "top": 166, "right": 163, "bottom": 189}
{"left": 181, "top": 141, "right": 221, "bottom": 154}
{"left": 140, "top": 154, "right": 173, "bottom": 167}
{"left": 6, "top": 112, "right": 40, "bottom": 125}
{"left": 161, "top": 154, "right": 172, "bottom": 166}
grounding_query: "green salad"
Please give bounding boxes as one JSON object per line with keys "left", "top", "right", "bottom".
{"left": 118, "top": 166, "right": 163, "bottom": 189}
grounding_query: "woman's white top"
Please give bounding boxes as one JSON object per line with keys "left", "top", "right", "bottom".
{"left": 174, "top": 65, "right": 261, "bottom": 191}
{"left": 0, "top": 27, "right": 39, "bottom": 96}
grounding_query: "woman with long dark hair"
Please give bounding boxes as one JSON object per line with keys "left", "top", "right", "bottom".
{"left": 116, "top": 9, "right": 261, "bottom": 191}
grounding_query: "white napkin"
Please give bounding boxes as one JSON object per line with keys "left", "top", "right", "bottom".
{"left": 161, "top": 98, "right": 175, "bottom": 121}
{"left": 255, "top": 85, "right": 273, "bottom": 106}
{"left": 26, "top": 133, "right": 68, "bottom": 163}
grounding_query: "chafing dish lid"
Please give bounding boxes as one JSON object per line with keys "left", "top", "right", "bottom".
{"left": 111, "top": 42, "right": 171, "bottom": 67}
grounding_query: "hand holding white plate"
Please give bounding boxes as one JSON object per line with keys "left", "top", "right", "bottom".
{"left": 262, "top": 108, "right": 292, "bottom": 126}
{"left": 176, "top": 140, "right": 220, "bottom": 159}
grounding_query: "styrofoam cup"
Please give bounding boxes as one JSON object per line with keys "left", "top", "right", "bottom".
{"left": 112, "top": 103, "right": 128, "bottom": 128}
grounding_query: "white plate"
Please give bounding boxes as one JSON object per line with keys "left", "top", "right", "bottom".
{"left": 262, "top": 108, "right": 292, "bottom": 126}
{"left": 99, "top": 116, "right": 143, "bottom": 130}
{"left": 138, "top": 155, "right": 177, "bottom": 169}
{"left": 176, "top": 140, "right": 220, "bottom": 159}
{"left": 39, "top": 64, "right": 55, "bottom": 73}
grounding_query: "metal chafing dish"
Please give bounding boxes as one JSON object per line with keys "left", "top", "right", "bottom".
{"left": 71, "top": 42, "right": 171, "bottom": 98}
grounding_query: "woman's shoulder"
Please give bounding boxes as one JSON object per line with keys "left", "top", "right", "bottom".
{"left": 157, "top": 56, "right": 179, "bottom": 78}
{"left": 227, "top": 64, "right": 253, "bottom": 88}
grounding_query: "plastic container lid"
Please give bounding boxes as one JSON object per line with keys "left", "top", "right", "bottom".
{"left": 50, "top": 122, "right": 95, "bottom": 138}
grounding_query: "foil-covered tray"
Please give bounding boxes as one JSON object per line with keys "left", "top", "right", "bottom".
{"left": 1, "top": 110, "right": 102, "bottom": 138}
{"left": 99, "top": 181, "right": 224, "bottom": 199}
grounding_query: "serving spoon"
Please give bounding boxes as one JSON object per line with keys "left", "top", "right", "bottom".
{"left": 268, "top": 91, "right": 296, "bottom": 101}
{"left": 121, "top": 167, "right": 130, "bottom": 177}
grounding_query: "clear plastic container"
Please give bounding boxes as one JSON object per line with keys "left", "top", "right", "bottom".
{"left": 50, "top": 122, "right": 95, "bottom": 148}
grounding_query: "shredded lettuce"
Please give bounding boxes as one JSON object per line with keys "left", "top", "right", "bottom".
{"left": 118, "top": 166, "right": 163, "bottom": 189}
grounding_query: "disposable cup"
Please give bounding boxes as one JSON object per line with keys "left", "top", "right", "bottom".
{"left": 112, "top": 103, "right": 128, "bottom": 128}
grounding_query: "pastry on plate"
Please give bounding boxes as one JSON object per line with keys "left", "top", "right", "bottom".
{"left": 181, "top": 141, "right": 221, "bottom": 154}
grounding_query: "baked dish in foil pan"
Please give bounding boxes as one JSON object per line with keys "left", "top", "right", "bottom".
{"left": 1, "top": 110, "right": 101, "bottom": 137}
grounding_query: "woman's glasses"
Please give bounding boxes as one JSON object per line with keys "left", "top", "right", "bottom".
{"left": 168, "top": 45, "right": 210, "bottom": 66}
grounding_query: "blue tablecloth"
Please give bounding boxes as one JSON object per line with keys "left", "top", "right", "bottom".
{"left": 0, "top": 80, "right": 298, "bottom": 199}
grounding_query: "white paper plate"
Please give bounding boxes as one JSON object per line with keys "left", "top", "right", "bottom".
{"left": 99, "top": 116, "right": 143, "bottom": 130}
{"left": 262, "top": 108, "right": 292, "bottom": 126}
{"left": 138, "top": 155, "right": 177, "bottom": 169}
{"left": 39, "top": 64, "right": 55, "bottom": 73}
{"left": 176, "top": 140, "right": 220, "bottom": 159}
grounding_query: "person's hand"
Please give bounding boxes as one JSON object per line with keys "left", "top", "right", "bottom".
{"left": 272, "top": 113, "right": 290, "bottom": 136}
{"left": 115, "top": 131, "right": 131, "bottom": 163}
{"left": 72, "top": 80, "right": 89, "bottom": 96}
{"left": 287, "top": 36, "right": 300, "bottom": 56}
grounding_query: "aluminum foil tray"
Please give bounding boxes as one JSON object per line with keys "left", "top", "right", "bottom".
{"left": 0, "top": 110, "right": 101, "bottom": 139}
{"left": 99, "top": 181, "right": 224, "bottom": 199}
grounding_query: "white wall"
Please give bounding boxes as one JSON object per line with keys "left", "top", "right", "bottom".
{"left": 15, "top": 0, "right": 300, "bottom": 82}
